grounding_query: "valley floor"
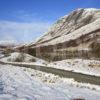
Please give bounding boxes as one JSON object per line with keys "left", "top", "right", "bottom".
{"left": 0, "top": 64, "right": 100, "bottom": 100}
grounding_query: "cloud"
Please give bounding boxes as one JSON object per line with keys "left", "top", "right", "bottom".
{"left": 12, "top": 10, "right": 39, "bottom": 22}
{"left": 0, "top": 20, "right": 51, "bottom": 43}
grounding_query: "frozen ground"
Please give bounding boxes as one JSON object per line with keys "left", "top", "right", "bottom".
{"left": 0, "top": 64, "right": 100, "bottom": 100}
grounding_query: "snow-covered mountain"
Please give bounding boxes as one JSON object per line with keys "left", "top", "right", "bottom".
{"left": 15, "top": 8, "right": 100, "bottom": 61}
{"left": 35, "top": 8, "right": 100, "bottom": 45}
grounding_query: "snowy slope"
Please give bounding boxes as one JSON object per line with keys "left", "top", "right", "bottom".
{"left": 19, "top": 8, "right": 100, "bottom": 62}
{"left": 1, "top": 52, "right": 46, "bottom": 64}
{"left": 14, "top": 9, "right": 100, "bottom": 61}
{"left": 0, "top": 64, "right": 100, "bottom": 100}
{"left": 35, "top": 8, "right": 100, "bottom": 45}
{"left": 35, "top": 18, "right": 100, "bottom": 46}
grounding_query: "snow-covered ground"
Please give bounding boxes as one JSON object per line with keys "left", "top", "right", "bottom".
{"left": 0, "top": 54, "right": 4, "bottom": 58}
{"left": 1, "top": 52, "right": 100, "bottom": 76}
{"left": 1, "top": 52, "right": 46, "bottom": 64}
{"left": 0, "top": 50, "right": 4, "bottom": 58}
{"left": 0, "top": 64, "right": 100, "bottom": 100}
{"left": 48, "top": 59, "right": 100, "bottom": 76}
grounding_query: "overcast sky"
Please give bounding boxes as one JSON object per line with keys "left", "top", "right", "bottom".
{"left": 0, "top": 0, "right": 100, "bottom": 44}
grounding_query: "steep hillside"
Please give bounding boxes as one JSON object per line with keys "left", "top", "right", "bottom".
{"left": 17, "top": 8, "right": 100, "bottom": 61}
{"left": 35, "top": 8, "right": 100, "bottom": 45}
